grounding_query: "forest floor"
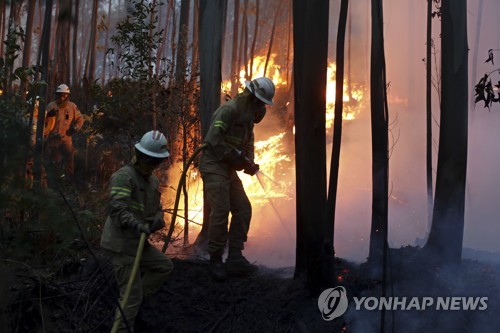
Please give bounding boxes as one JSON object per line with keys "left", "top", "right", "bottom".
{"left": 3, "top": 244, "right": 500, "bottom": 333}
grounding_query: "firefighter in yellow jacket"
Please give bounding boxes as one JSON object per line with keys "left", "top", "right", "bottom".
{"left": 44, "top": 84, "right": 84, "bottom": 179}
{"left": 101, "top": 130, "right": 173, "bottom": 332}
{"left": 199, "top": 77, "right": 275, "bottom": 281}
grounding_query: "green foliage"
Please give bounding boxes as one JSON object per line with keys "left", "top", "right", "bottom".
{"left": 110, "top": 0, "right": 164, "bottom": 81}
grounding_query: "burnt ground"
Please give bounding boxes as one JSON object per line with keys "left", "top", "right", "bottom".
{"left": 3, "top": 246, "right": 500, "bottom": 333}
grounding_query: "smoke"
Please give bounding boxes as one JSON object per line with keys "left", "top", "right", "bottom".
{"left": 162, "top": 0, "right": 500, "bottom": 268}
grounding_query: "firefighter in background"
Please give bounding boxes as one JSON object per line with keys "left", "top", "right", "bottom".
{"left": 100, "top": 130, "right": 173, "bottom": 332}
{"left": 199, "top": 77, "right": 275, "bottom": 281}
{"left": 44, "top": 84, "right": 84, "bottom": 179}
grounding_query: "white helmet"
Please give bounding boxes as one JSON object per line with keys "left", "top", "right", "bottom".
{"left": 135, "top": 130, "right": 170, "bottom": 158}
{"left": 244, "top": 77, "right": 275, "bottom": 105}
{"left": 56, "top": 84, "right": 71, "bottom": 94}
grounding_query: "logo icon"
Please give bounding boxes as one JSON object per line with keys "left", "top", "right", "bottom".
{"left": 318, "top": 286, "right": 348, "bottom": 321}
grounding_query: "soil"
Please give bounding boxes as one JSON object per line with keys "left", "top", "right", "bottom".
{"left": 5, "top": 246, "right": 500, "bottom": 333}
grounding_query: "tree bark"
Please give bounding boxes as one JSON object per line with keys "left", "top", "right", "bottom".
{"left": 325, "top": 0, "right": 349, "bottom": 279}
{"left": 426, "top": 0, "right": 434, "bottom": 233}
{"left": 293, "top": 0, "right": 329, "bottom": 294}
{"left": 193, "top": 0, "right": 227, "bottom": 251}
{"left": 425, "top": 0, "right": 468, "bottom": 267}
{"left": 368, "top": 0, "right": 389, "bottom": 268}
{"left": 20, "top": 0, "right": 36, "bottom": 103}
{"left": 249, "top": 0, "right": 259, "bottom": 79}
{"left": 263, "top": 0, "right": 284, "bottom": 77}
{"left": 230, "top": 0, "right": 240, "bottom": 96}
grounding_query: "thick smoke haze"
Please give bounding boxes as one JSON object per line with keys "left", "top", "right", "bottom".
{"left": 243, "top": 0, "right": 500, "bottom": 267}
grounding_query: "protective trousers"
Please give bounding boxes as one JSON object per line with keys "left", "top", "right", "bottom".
{"left": 45, "top": 137, "right": 76, "bottom": 178}
{"left": 107, "top": 245, "right": 173, "bottom": 332}
{"left": 202, "top": 172, "right": 252, "bottom": 257}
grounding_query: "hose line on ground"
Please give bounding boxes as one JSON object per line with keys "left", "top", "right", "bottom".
{"left": 161, "top": 144, "right": 207, "bottom": 253}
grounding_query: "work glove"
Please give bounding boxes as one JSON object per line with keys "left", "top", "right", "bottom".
{"left": 244, "top": 163, "right": 260, "bottom": 176}
{"left": 149, "top": 218, "right": 165, "bottom": 233}
{"left": 228, "top": 149, "right": 251, "bottom": 171}
{"left": 133, "top": 222, "right": 151, "bottom": 237}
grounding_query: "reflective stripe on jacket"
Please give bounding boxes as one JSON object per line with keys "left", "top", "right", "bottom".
{"left": 100, "top": 165, "right": 163, "bottom": 255}
{"left": 199, "top": 94, "right": 255, "bottom": 176}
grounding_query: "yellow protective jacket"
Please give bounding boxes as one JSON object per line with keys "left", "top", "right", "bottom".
{"left": 45, "top": 100, "right": 83, "bottom": 141}
{"left": 199, "top": 94, "right": 255, "bottom": 176}
{"left": 100, "top": 165, "right": 163, "bottom": 255}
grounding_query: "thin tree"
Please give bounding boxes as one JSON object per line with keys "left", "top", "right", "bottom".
{"left": 325, "top": 0, "right": 349, "bottom": 285}
{"left": 33, "top": 0, "right": 54, "bottom": 192}
{"left": 424, "top": 0, "right": 468, "bottom": 267}
{"left": 84, "top": 0, "right": 98, "bottom": 84}
{"left": 293, "top": 0, "right": 330, "bottom": 293}
{"left": 425, "top": 0, "right": 434, "bottom": 232}
{"left": 20, "top": 0, "right": 36, "bottom": 103}
{"left": 249, "top": 0, "right": 259, "bottom": 79}
{"left": 72, "top": 0, "right": 80, "bottom": 85}
{"left": 368, "top": 0, "right": 389, "bottom": 269}
{"left": 263, "top": 0, "right": 284, "bottom": 77}
{"left": 101, "top": 0, "right": 112, "bottom": 84}
{"left": 230, "top": 0, "right": 240, "bottom": 96}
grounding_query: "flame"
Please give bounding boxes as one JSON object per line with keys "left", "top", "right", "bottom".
{"left": 163, "top": 131, "right": 293, "bottom": 237}
{"left": 165, "top": 56, "right": 365, "bottom": 248}
{"left": 325, "top": 62, "right": 364, "bottom": 128}
{"left": 222, "top": 54, "right": 287, "bottom": 95}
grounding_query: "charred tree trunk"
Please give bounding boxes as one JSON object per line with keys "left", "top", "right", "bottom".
{"left": 325, "top": 0, "right": 349, "bottom": 282}
{"left": 425, "top": 0, "right": 434, "bottom": 232}
{"left": 192, "top": 0, "right": 227, "bottom": 251}
{"left": 293, "top": 0, "right": 330, "bottom": 294}
{"left": 368, "top": 0, "right": 389, "bottom": 270}
{"left": 425, "top": 0, "right": 468, "bottom": 267}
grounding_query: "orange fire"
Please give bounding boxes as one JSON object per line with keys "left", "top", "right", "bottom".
{"left": 163, "top": 56, "right": 364, "bottom": 248}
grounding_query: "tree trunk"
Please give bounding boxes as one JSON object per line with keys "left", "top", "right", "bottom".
{"left": 425, "top": 0, "right": 434, "bottom": 233}
{"left": 156, "top": 0, "right": 173, "bottom": 78}
{"left": 72, "top": 0, "right": 79, "bottom": 85}
{"left": 425, "top": 0, "right": 468, "bottom": 267}
{"left": 20, "top": 0, "right": 36, "bottom": 103}
{"left": 101, "top": 0, "right": 112, "bottom": 84}
{"left": 293, "top": 0, "right": 330, "bottom": 294}
{"left": 325, "top": 0, "right": 349, "bottom": 281}
{"left": 33, "top": 0, "right": 54, "bottom": 192}
{"left": 192, "top": 0, "right": 227, "bottom": 251}
{"left": 249, "top": 0, "right": 259, "bottom": 78}
{"left": 230, "top": 0, "right": 240, "bottom": 96}
{"left": 368, "top": 0, "right": 389, "bottom": 268}
{"left": 175, "top": 0, "right": 190, "bottom": 85}
{"left": 84, "top": 0, "right": 98, "bottom": 84}
{"left": 263, "top": 0, "right": 284, "bottom": 77}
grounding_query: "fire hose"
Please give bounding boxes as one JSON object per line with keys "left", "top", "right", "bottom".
{"left": 110, "top": 223, "right": 149, "bottom": 333}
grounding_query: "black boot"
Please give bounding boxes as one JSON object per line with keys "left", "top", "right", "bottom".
{"left": 209, "top": 255, "right": 226, "bottom": 281}
{"left": 226, "top": 248, "right": 258, "bottom": 276}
